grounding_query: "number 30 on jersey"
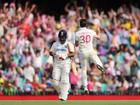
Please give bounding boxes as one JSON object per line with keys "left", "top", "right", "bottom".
{"left": 80, "top": 35, "right": 91, "bottom": 43}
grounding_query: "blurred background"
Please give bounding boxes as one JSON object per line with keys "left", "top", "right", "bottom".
{"left": 0, "top": 0, "right": 140, "bottom": 17}
{"left": 0, "top": 0, "right": 140, "bottom": 96}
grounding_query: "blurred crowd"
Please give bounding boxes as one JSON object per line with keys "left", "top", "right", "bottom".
{"left": 0, "top": 1, "right": 140, "bottom": 96}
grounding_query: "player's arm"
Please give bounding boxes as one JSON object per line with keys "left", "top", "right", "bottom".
{"left": 67, "top": 43, "right": 75, "bottom": 58}
{"left": 49, "top": 51, "right": 56, "bottom": 57}
{"left": 75, "top": 32, "right": 79, "bottom": 47}
{"left": 49, "top": 43, "right": 65, "bottom": 60}
{"left": 50, "top": 51, "right": 65, "bottom": 60}
{"left": 94, "top": 26, "right": 101, "bottom": 40}
{"left": 49, "top": 43, "right": 56, "bottom": 57}
{"left": 67, "top": 42, "right": 78, "bottom": 76}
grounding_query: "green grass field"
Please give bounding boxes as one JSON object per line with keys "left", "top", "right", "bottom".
{"left": 0, "top": 100, "right": 140, "bottom": 105}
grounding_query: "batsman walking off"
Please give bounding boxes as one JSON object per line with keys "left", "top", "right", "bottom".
{"left": 50, "top": 29, "right": 74, "bottom": 101}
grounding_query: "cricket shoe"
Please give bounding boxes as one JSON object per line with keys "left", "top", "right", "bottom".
{"left": 59, "top": 98, "right": 66, "bottom": 102}
{"left": 84, "top": 90, "right": 89, "bottom": 95}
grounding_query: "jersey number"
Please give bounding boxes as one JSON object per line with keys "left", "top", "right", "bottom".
{"left": 80, "top": 35, "right": 91, "bottom": 43}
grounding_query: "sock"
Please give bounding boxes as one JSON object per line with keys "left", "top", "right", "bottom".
{"left": 60, "top": 82, "right": 69, "bottom": 100}
{"left": 82, "top": 70, "right": 88, "bottom": 90}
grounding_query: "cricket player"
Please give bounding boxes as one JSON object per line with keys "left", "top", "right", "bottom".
{"left": 50, "top": 29, "right": 74, "bottom": 101}
{"left": 75, "top": 19, "right": 104, "bottom": 93}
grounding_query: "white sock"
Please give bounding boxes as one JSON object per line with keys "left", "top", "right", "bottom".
{"left": 60, "top": 82, "right": 69, "bottom": 100}
{"left": 82, "top": 70, "right": 88, "bottom": 90}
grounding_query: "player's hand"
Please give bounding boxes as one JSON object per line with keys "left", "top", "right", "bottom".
{"left": 58, "top": 56, "right": 65, "bottom": 60}
{"left": 49, "top": 51, "right": 56, "bottom": 57}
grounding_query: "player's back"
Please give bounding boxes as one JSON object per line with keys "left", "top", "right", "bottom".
{"left": 75, "top": 27, "right": 96, "bottom": 52}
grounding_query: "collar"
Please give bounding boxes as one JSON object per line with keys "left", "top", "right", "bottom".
{"left": 57, "top": 40, "right": 67, "bottom": 45}
{"left": 79, "top": 27, "right": 87, "bottom": 30}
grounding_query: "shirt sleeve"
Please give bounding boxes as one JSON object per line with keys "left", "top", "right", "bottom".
{"left": 47, "top": 56, "right": 53, "bottom": 64}
{"left": 50, "top": 43, "right": 56, "bottom": 53}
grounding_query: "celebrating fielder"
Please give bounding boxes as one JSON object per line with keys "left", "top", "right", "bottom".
{"left": 75, "top": 19, "right": 104, "bottom": 94}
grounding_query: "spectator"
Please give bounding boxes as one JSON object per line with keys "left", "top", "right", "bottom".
{"left": 23, "top": 62, "right": 35, "bottom": 82}
{"left": 130, "top": 60, "right": 140, "bottom": 76}
{"left": 70, "top": 70, "right": 80, "bottom": 94}
{"left": 128, "top": 76, "right": 139, "bottom": 95}
{"left": 23, "top": 79, "right": 32, "bottom": 95}
{"left": 0, "top": 72, "right": 4, "bottom": 94}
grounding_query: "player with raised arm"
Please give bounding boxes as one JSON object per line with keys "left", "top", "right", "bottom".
{"left": 75, "top": 19, "right": 104, "bottom": 94}
{"left": 50, "top": 29, "right": 74, "bottom": 101}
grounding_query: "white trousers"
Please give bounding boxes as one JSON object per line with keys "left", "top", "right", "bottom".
{"left": 52, "top": 62, "right": 71, "bottom": 100}
{"left": 79, "top": 50, "right": 103, "bottom": 90}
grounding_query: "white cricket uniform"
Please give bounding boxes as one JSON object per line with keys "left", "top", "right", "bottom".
{"left": 50, "top": 40, "right": 74, "bottom": 100}
{"left": 75, "top": 27, "right": 103, "bottom": 90}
